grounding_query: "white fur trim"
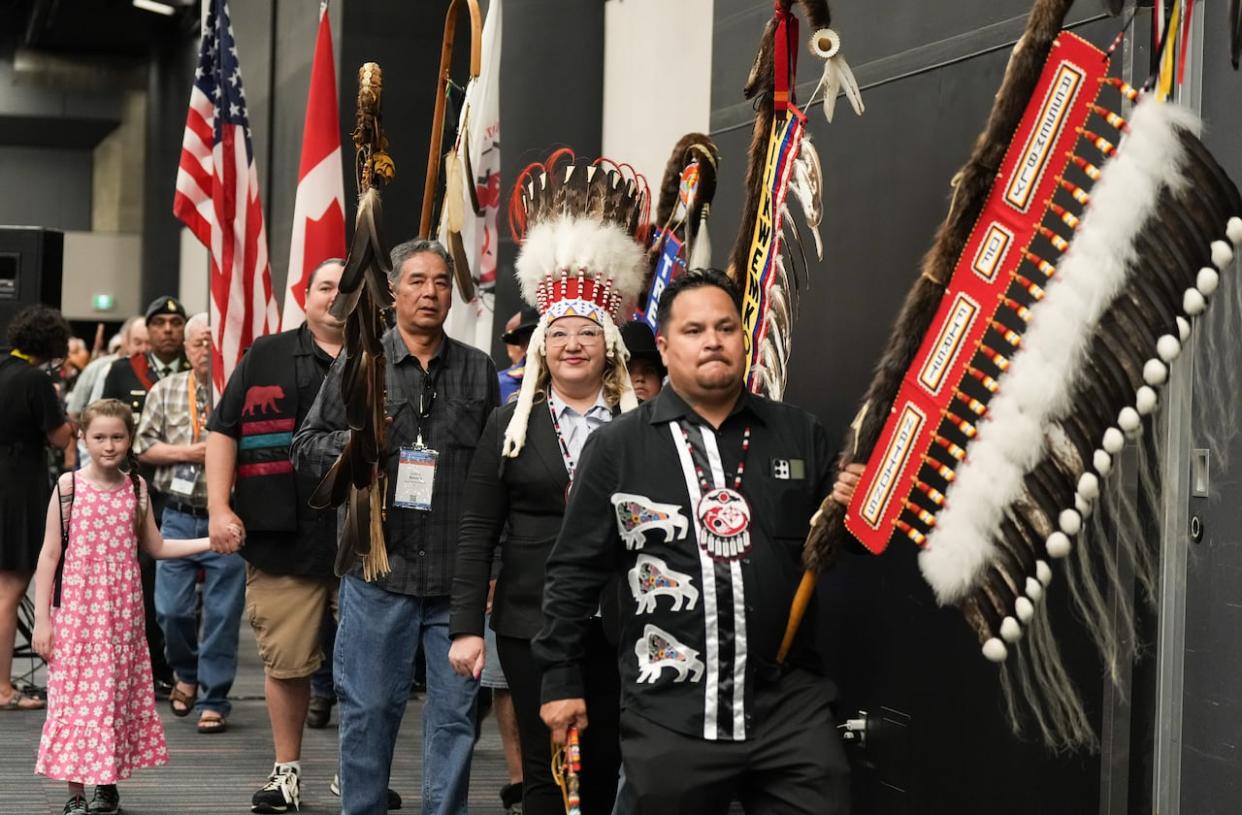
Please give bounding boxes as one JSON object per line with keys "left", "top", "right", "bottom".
{"left": 1046, "top": 532, "right": 1072, "bottom": 558}
{"left": 1015, "top": 596, "right": 1035, "bottom": 622}
{"left": 1136, "top": 385, "right": 1158, "bottom": 416}
{"left": 1176, "top": 316, "right": 1192, "bottom": 341}
{"left": 1035, "top": 559, "right": 1053, "bottom": 586}
{"left": 1093, "top": 449, "right": 1112, "bottom": 475}
{"left": 1025, "top": 577, "right": 1043, "bottom": 602}
{"left": 982, "top": 638, "right": 1008, "bottom": 663}
{"left": 1103, "top": 427, "right": 1126, "bottom": 454}
{"left": 1197, "top": 267, "right": 1220, "bottom": 296}
{"left": 1118, "top": 406, "right": 1142, "bottom": 434}
{"left": 501, "top": 322, "right": 548, "bottom": 459}
{"left": 917, "top": 97, "right": 1196, "bottom": 605}
{"left": 1142, "top": 359, "right": 1168, "bottom": 387}
{"left": 1156, "top": 334, "right": 1181, "bottom": 362}
{"left": 1227, "top": 216, "right": 1242, "bottom": 245}
{"left": 1000, "top": 616, "right": 1023, "bottom": 643}
{"left": 1211, "top": 240, "right": 1234, "bottom": 270}
{"left": 515, "top": 216, "right": 647, "bottom": 315}
{"left": 1183, "top": 288, "right": 1206, "bottom": 315}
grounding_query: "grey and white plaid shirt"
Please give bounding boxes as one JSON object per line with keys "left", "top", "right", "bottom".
{"left": 291, "top": 329, "right": 499, "bottom": 596}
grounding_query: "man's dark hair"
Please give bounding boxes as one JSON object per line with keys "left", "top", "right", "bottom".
{"left": 655, "top": 268, "right": 742, "bottom": 333}
{"left": 6, "top": 304, "right": 71, "bottom": 359}
{"left": 306, "top": 257, "right": 346, "bottom": 293}
{"left": 388, "top": 239, "right": 454, "bottom": 285}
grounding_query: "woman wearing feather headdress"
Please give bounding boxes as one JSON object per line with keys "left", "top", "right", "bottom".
{"left": 449, "top": 149, "right": 649, "bottom": 814}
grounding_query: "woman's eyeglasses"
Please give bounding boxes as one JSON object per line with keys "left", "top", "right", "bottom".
{"left": 546, "top": 327, "right": 603, "bottom": 347}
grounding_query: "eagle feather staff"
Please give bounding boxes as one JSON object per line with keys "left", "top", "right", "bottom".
{"left": 308, "top": 62, "right": 397, "bottom": 582}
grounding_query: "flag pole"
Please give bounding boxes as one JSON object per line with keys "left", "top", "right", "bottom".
{"left": 418, "top": 0, "right": 481, "bottom": 239}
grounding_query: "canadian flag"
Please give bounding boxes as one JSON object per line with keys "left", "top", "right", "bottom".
{"left": 281, "top": 3, "right": 346, "bottom": 330}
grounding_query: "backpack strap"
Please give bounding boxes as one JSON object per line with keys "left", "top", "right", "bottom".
{"left": 53, "top": 474, "right": 74, "bottom": 608}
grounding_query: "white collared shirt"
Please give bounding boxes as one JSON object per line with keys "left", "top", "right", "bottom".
{"left": 547, "top": 387, "right": 612, "bottom": 466}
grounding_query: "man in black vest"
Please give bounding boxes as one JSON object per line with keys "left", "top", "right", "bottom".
{"left": 100, "top": 295, "right": 189, "bottom": 691}
{"left": 206, "top": 259, "right": 348, "bottom": 814}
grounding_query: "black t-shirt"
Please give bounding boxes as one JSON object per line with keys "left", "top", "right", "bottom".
{"left": 0, "top": 354, "right": 64, "bottom": 450}
{"left": 209, "top": 326, "right": 337, "bottom": 577}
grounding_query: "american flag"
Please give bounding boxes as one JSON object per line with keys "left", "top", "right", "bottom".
{"left": 173, "top": 0, "right": 278, "bottom": 394}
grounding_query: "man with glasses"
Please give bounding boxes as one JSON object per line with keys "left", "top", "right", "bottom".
{"left": 293, "top": 239, "right": 499, "bottom": 815}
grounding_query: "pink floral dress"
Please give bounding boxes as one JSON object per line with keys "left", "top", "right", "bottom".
{"left": 36, "top": 473, "right": 168, "bottom": 784}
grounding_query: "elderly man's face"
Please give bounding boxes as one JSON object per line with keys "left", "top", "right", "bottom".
{"left": 392, "top": 251, "right": 452, "bottom": 334}
{"left": 185, "top": 324, "right": 212, "bottom": 376}
{"left": 125, "top": 322, "right": 150, "bottom": 356}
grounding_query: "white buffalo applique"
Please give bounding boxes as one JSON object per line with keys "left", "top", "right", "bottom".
{"left": 628, "top": 554, "right": 699, "bottom": 614}
{"left": 611, "top": 493, "right": 689, "bottom": 550}
{"left": 635, "top": 624, "right": 705, "bottom": 684}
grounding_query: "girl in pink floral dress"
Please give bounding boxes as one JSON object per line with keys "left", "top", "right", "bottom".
{"left": 30, "top": 399, "right": 242, "bottom": 815}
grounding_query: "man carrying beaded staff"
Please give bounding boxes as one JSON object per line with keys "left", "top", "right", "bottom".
{"left": 534, "top": 269, "right": 861, "bottom": 814}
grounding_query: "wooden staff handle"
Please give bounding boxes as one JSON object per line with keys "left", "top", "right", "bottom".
{"left": 776, "top": 569, "right": 817, "bottom": 663}
{"left": 419, "top": 0, "right": 483, "bottom": 238}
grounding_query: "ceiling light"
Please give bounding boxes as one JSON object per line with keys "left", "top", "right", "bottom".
{"left": 133, "top": 0, "right": 176, "bottom": 16}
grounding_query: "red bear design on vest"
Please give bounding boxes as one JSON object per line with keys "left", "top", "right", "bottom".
{"left": 242, "top": 385, "right": 285, "bottom": 416}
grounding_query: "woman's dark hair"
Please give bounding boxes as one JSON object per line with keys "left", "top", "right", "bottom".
{"left": 6, "top": 304, "right": 71, "bottom": 359}
{"left": 655, "top": 268, "right": 743, "bottom": 333}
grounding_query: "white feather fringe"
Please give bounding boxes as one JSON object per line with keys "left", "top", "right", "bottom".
{"left": 515, "top": 216, "right": 648, "bottom": 312}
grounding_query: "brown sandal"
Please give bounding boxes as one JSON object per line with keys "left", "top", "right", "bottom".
{"left": 0, "top": 689, "right": 45, "bottom": 711}
{"left": 168, "top": 682, "right": 195, "bottom": 718}
{"left": 197, "top": 711, "right": 227, "bottom": 734}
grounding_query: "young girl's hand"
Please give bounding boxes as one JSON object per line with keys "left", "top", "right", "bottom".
{"left": 32, "top": 617, "right": 53, "bottom": 661}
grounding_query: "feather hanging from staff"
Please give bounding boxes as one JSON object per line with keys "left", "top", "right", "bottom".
{"left": 637, "top": 134, "right": 721, "bottom": 326}
{"left": 308, "top": 62, "right": 397, "bottom": 582}
{"left": 728, "top": 0, "right": 862, "bottom": 401}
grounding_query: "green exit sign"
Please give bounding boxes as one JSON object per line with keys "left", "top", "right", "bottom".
{"left": 92, "top": 294, "right": 115, "bottom": 311}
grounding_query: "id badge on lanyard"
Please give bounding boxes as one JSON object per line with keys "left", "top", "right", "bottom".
{"left": 172, "top": 373, "right": 206, "bottom": 497}
{"left": 394, "top": 446, "right": 438, "bottom": 510}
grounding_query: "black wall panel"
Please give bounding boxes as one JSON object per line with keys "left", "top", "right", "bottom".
{"left": 1179, "top": 10, "right": 1242, "bottom": 815}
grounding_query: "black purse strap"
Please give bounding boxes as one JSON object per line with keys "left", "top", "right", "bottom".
{"left": 53, "top": 474, "right": 74, "bottom": 608}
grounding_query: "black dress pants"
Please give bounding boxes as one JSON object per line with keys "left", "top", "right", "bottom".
{"left": 497, "top": 619, "right": 621, "bottom": 815}
{"left": 616, "top": 668, "right": 850, "bottom": 815}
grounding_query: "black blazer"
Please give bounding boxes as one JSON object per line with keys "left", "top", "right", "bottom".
{"left": 451, "top": 398, "right": 618, "bottom": 641}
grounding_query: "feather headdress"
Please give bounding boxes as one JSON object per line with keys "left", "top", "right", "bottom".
{"left": 308, "top": 63, "right": 398, "bottom": 582}
{"left": 728, "top": 0, "right": 862, "bottom": 400}
{"left": 501, "top": 149, "right": 650, "bottom": 458}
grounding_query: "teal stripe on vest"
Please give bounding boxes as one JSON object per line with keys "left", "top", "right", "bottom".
{"left": 238, "top": 432, "right": 293, "bottom": 451}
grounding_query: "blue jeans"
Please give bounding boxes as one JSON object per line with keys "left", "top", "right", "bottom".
{"left": 154, "top": 506, "right": 246, "bottom": 716}
{"left": 336, "top": 574, "right": 478, "bottom": 815}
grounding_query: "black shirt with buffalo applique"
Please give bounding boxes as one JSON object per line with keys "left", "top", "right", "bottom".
{"left": 209, "top": 324, "right": 338, "bottom": 578}
{"left": 533, "top": 386, "right": 835, "bottom": 742}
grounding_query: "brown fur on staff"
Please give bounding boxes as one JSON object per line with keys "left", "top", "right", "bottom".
{"left": 728, "top": 1, "right": 831, "bottom": 283}
{"left": 802, "top": 0, "right": 1075, "bottom": 573}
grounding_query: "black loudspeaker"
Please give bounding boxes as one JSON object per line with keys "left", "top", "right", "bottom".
{"left": 0, "top": 226, "right": 64, "bottom": 338}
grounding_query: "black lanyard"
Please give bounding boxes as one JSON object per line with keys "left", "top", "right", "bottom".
{"left": 413, "top": 364, "right": 439, "bottom": 448}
